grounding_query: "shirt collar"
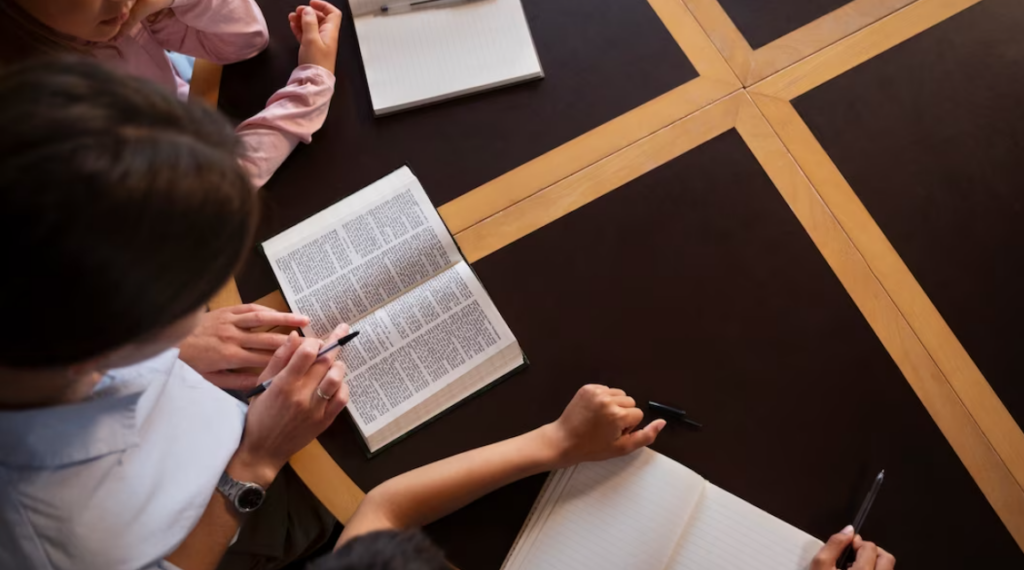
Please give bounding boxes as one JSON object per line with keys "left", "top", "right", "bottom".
{"left": 0, "top": 349, "right": 179, "bottom": 469}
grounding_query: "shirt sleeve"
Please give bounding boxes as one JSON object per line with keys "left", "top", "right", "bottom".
{"left": 143, "top": 0, "right": 269, "bottom": 64}
{"left": 157, "top": 561, "right": 185, "bottom": 570}
{"left": 236, "top": 65, "right": 337, "bottom": 189}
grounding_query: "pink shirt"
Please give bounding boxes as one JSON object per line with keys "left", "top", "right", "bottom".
{"left": 98, "top": 0, "right": 336, "bottom": 188}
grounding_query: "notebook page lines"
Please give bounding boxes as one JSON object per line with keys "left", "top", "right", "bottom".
{"left": 509, "top": 449, "right": 705, "bottom": 570}
{"left": 502, "top": 468, "right": 576, "bottom": 570}
{"left": 667, "top": 485, "right": 823, "bottom": 570}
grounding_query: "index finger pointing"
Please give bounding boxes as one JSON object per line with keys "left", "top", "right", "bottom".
{"left": 235, "top": 310, "right": 310, "bottom": 329}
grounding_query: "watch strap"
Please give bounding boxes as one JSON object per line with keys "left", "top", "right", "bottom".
{"left": 217, "top": 471, "right": 266, "bottom": 513}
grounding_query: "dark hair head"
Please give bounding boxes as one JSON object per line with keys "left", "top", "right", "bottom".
{"left": 0, "top": 57, "right": 257, "bottom": 368}
{"left": 308, "top": 530, "right": 449, "bottom": 570}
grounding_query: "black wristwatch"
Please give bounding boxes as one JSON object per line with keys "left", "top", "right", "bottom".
{"left": 217, "top": 471, "right": 266, "bottom": 514}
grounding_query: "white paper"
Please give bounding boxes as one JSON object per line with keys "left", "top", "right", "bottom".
{"left": 263, "top": 167, "right": 462, "bottom": 337}
{"left": 504, "top": 450, "right": 824, "bottom": 570}
{"left": 503, "top": 449, "right": 706, "bottom": 570}
{"left": 263, "top": 167, "right": 520, "bottom": 443}
{"left": 666, "top": 485, "right": 823, "bottom": 570}
{"left": 340, "top": 261, "right": 516, "bottom": 434}
{"left": 351, "top": 0, "right": 543, "bottom": 115}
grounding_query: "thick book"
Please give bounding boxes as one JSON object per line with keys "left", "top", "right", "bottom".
{"left": 348, "top": 0, "right": 544, "bottom": 116}
{"left": 503, "top": 449, "right": 824, "bottom": 570}
{"left": 263, "top": 167, "right": 526, "bottom": 454}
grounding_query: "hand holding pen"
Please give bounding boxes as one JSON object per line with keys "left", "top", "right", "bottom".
{"left": 239, "top": 324, "right": 354, "bottom": 476}
{"left": 811, "top": 470, "right": 894, "bottom": 570}
{"left": 244, "top": 326, "right": 359, "bottom": 400}
{"left": 811, "top": 525, "right": 895, "bottom": 570}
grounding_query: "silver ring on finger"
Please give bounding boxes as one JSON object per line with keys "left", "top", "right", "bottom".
{"left": 315, "top": 387, "right": 332, "bottom": 400}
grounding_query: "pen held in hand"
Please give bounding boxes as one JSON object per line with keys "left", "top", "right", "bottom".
{"left": 836, "top": 469, "right": 885, "bottom": 569}
{"left": 243, "top": 331, "right": 359, "bottom": 400}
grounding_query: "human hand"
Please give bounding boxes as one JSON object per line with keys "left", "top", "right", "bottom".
{"left": 812, "top": 526, "right": 896, "bottom": 570}
{"left": 121, "top": 0, "right": 175, "bottom": 36}
{"left": 541, "top": 385, "right": 665, "bottom": 468}
{"left": 230, "top": 324, "right": 351, "bottom": 486}
{"left": 288, "top": 1, "right": 343, "bottom": 74}
{"left": 177, "top": 305, "right": 310, "bottom": 390}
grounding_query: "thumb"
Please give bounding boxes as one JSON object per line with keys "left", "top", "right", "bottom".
{"left": 814, "top": 526, "right": 855, "bottom": 569}
{"left": 300, "top": 7, "right": 320, "bottom": 43}
{"left": 618, "top": 419, "right": 666, "bottom": 453}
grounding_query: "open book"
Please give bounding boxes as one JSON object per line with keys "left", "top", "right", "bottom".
{"left": 503, "top": 449, "right": 823, "bottom": 570}
{"left": 348, "top": 0, "right": 544, "bottom": 116}
{"left": 263, "top": 167, "right": 525, "bottom": 454}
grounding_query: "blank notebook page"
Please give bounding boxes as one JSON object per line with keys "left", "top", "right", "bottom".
{"left": 351, "top": 0, "right": 543, "bottom": 115}
{"left": 666, "top": 485, "right": 823, "bottom": 570}
{"left": 503, "top": 449, "right": 706, "bottom": 570}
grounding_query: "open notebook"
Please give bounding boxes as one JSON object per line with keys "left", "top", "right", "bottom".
{"left": 503, "top": 449, "right": 823, "bottom": 570}
{"left": 348, "top": 0, "right": 544, "bottom": 115}
{"left": 262, "top": 167, "right": 525, "bottom": 454}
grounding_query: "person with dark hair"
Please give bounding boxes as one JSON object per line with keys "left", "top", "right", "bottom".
{"left": 0, "top": 0, "right": 342, "bottom": 393}
{"left": 0, "top": 0, "right": 342, "bottom": 190}
{"left": 0, "top": 58, "right": 350, "bottom": 570}
{"left": 307, "top": 530, "right": 449, "bottom": 570}
{"left": 311, "top": 384, "right": 896, "bottom": 570}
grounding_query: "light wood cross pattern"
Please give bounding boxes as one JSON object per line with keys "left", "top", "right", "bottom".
{"left": 197, "top": 0, "right": 1024, "bottom": 549}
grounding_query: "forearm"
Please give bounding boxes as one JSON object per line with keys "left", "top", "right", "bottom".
{"left": 165, "top": 452, "right": 279, "bottom": 570}
{"left": 340, "top": 424, "right": 566, "bottom": 544}
{"left": 148, "top": 0, "right": 269, "bottom": 63}
{"left": 235, "top": 65, "right": 336, "bottom": 188}
{"left": 164, "top": 492, "right": 239, "bottom": 570}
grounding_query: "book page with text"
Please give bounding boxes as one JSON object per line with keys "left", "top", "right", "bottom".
{"left": 503, "top": 449, "right": 706, "bottom": 570}
{"left": 666, "top": 484, "right": 823, "bottom": 570}
{"left": 340, "top": 261, "right": 516, "bottom": 438}
{"left": 263, "top": 167, "right": 462, "bottom": 338}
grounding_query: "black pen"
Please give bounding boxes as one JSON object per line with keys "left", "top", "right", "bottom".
{"left": 837, "top": 470, "right": 885, "bottom": 569}
{"left": 648, "top": 401, "right": 703, "bottom": 428}
{"left": 243, "top": 331, "right": 360, "bottom": 399}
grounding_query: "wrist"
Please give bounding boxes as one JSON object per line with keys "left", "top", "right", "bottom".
{"left": 533, "top": 423, "right": 573, "bottom": 470}
{"left": 226, "top": 447, "right": 282, "bottom": 489}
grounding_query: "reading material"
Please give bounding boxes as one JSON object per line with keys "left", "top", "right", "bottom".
{"left": 263, "top": 167, "right": 525, "bottom": 453}
{"left": 348, "top": 0, "right": 544, "bottom": 115}
{"left": 503, "top": 449, "right": 823, "bottom": 570}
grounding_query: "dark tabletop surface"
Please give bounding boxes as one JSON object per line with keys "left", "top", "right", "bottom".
{"left": 794, "top": 0, "right": 1024, "bottom": 428}
{"left": 219, "top": 0, "right": 698, "bottom": 302}
{"left": 716, "top": 0, "right": 854, "bottom": 50}
{"left": 318, "top": 130, "right": 1023, "bottom": 569}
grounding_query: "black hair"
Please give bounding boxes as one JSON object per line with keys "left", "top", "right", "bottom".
{"left": 0, "top": 57, "right": 257, "bottom": 367}
{"left": 307, "top": 530, "right": 449, "bottom": 570}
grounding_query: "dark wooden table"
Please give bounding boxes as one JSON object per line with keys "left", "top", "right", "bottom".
{"left": 220, "top": 0, "right": 697, "bottom": 302}
{"left": 219, "top": 0, "right": 1024, "bottom": 567}
{"left": 794, "top": 0, "right": 1024, "bottom": 430}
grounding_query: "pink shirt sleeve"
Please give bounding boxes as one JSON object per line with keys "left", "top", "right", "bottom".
{"left": 144, "top": 0, "right": 269, "bottom": 64}
{"left": 236, "top": 65, "right": 337, "bottom": 189}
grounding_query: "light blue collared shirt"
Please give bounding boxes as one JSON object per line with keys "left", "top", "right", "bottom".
{"left": 0, "top": 349, "right": 247, "bottom": 570}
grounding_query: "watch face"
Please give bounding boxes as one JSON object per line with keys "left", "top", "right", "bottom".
{"left": 236, "top": 485, "right": 265, "bottom": 512}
